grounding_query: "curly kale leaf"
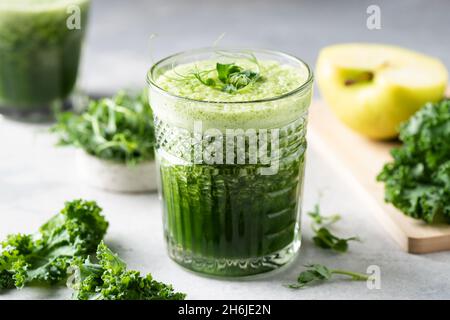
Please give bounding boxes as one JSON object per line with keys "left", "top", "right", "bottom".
{"left": 69, "top": 242, "right": 186, "bottom": 300}
{"left": 52, "top": 90, "right": 155, "bottom": 165}
{"left": 0, "top": 234, "right": 32, "bottom": 289}
{"left": 377, "top": 99, "right": 450, "bottom": 223}
{"left": 0, "top": 200, "right": 108, "bottom": 289}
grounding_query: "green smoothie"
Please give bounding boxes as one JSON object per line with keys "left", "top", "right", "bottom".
{"left": 0, "top": 0, "right": 90, "bottom": 118}
{"left": 148, "top": 49, "right": 313, "bottom": 276}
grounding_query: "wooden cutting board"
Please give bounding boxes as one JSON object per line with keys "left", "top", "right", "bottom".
{"left": 308, "top": 100, "right": 450, "bottom": 254}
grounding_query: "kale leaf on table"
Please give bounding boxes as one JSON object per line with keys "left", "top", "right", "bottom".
{"left": 377, "top": 99, "right": 450, "bottom": 223}
{"left": 68, "top": 242, "right": 186, "bottom": 300}
{"left": 52, "top": 90, "right": 155, "bottom": 165}
{"left": 0, "top": 200, "right": 108, "bottom": 289}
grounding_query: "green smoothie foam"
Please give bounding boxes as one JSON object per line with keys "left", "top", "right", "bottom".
{"left": 149, "top": 51, "right": 313, "bottom": 276}
{"left": 152, "top": 59, "right": 311, "bottom": 130}
{"left": 0, "top": 0, "right": 90, "bottom": 115}
{"left": 157, "top": 59, "right": 308, "bottom": 102}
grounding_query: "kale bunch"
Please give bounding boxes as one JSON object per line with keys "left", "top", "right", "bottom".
{"left": 52, "top": 90, "right": 155, "bottom": 165}
{"left": 69, "top": 242, "right": 186, "bottom": 300}
{"left": 0, "top": 200, "right": 108, "bottom": 289}
{"left": 378, "top": 99, "right": 450, "bottom": 223}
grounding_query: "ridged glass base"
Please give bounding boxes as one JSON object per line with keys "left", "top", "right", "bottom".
{"left": 167, "top": 236, "right": 301, "bottom": 277}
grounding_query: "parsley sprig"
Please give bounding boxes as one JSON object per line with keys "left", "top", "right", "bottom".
{"left": 312, "top": 228, "right": 359, "bottom": 253}
{"left": 288, "top": 264, "right": 369, "bottom": 289}
{"left": 308, "top": 204, "right": 359, "bottom": 253}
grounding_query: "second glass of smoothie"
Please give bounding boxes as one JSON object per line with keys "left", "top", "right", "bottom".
{"left": 148, "top": 48, "right": 313, "bottom": 277}
{"left": 0, "top": 0, "right": 90, "bottom": 120}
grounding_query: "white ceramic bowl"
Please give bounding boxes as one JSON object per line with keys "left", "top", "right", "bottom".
{"left": 76, "top": 150, "right": 158, "bottom": 193}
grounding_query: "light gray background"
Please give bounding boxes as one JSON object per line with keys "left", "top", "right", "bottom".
{"left": 1, "top": 0, "right": 450, "bottom": 300}
{"left": 81, "top": 0, "right": 450, "bottom": 94}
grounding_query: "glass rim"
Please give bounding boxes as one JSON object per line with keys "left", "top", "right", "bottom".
{"left": 146, "top": 47, "right": 314, "bottom": 105}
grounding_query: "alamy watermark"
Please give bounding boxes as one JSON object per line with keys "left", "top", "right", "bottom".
{"left": 66, "top": 5, "right": 82, "bottom": 30}
{"left": 367, "top": 5, "right": 382, "bottom": 30}
{"left": 165, "top": 120, "right": 285, "bottom": 176}
{"left": 366, "top": 265, "right": 382, "bottom": 290}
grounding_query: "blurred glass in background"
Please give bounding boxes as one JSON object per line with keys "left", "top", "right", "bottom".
{"left": 0, "top": 0, "right": 90, "bottom": 121}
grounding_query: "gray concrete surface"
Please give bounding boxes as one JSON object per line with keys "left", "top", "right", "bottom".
{"left": 1, "top": 0, "right": 450, "bottom": 300}
{"left": 1, "top": 119, "right": 450, "bottom": 300}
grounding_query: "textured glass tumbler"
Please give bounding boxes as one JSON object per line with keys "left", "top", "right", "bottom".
{"left": 148, "top": 48, "right": 313, "bottom": 277}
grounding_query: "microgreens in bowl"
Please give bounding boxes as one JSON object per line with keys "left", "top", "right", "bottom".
{"left": 52, "top": 90, "right": 155, "bottom": 165}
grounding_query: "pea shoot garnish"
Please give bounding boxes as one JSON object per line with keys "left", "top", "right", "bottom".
{"left": 171, "top": 53, "right": 262, "bottom": 94}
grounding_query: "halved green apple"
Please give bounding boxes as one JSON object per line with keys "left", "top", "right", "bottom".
{"left": 316, "top": 43, "right": 448, "bottom": 139}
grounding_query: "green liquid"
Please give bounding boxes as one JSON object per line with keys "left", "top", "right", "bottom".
{"left": 0, "top": 0, "right": 90, "bottom": 115}
{"left": 157, "top": 119, "right": 307, "bottom": 276}
{"left": 151, "top": 58, "right": 312, "bottom": 276}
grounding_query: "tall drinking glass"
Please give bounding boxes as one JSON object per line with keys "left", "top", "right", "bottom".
{"left": 148, "top": 48, "right": 313, "bottom": 276}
